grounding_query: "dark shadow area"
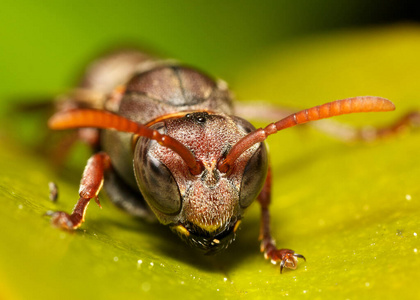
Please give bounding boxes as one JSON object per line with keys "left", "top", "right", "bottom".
{"left": 84, "top": 194, "right": 302, "bottom": 275}
{"left": 89, "top": 213, "right": 262, "bottom": 274}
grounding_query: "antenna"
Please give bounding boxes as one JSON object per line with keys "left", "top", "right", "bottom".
{"left": 49, "top": 109, "right": 203, "bottom": 175}
{"left": 218, "top": 96, "right": 395, "bottom": 173}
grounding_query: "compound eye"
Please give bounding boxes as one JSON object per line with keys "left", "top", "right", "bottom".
{"left": 231, "top": 116, "right": 268, "bottom": 208}
{"left": 239, "top": 143, "right": 268, "bottom": 208}
{"left": 134, "top": 123, "right": 182, "bottom": 215}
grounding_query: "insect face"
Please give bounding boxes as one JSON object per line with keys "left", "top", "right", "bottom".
{"left": 134, "top": 112, "right": 268, "bottom": 252}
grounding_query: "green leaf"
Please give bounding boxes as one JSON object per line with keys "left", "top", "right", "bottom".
{"left": 1, "top": 25, "right": 419, "bottom": 300}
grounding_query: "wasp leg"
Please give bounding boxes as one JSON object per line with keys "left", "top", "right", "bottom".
{"left": 46, "top": 128, "right": 101, "bottom": 169}
{"left": 306, "top": 110, "right": 420, "bottom": 142}
{"left": 258, "top": 167, "right": 305, "bottom": 273}
{"left": 49, "top": 152, "right": 111, "bottom": 230}
{"left": 236, "top": 102, "right": 420, "bottom": 142}
{"left": 355, "top": 110, "right": 420, "bottom": 141}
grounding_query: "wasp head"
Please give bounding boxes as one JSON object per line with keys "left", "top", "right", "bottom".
{"left": 134, "top": 111, "right": 268, "bottom": 253}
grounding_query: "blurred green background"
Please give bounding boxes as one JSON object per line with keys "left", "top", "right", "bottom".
{"left": 1, "top": 1, "right": 419, "bottom": 300}
{"left": 0, "top": 0, "right": 417, "bottom": 108}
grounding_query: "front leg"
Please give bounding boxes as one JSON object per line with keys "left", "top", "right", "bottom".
{"left": 258, "top": 167, "right": 306, "bottom": 273}
{"left": 48, "top": 152, "right": 111, "bottom": 230}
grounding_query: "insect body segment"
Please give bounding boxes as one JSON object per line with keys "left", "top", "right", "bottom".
{"left": 48, "top": 50, "right": 397, "bottom": 272}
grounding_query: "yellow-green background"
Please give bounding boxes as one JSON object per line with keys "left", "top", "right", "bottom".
{"left": 0, "top": 1, "right": 419, "bottom": 299}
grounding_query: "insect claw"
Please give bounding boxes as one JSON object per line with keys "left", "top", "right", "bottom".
{"left": 293, "top": 253, "right": 306, "bottom": 261}
{"left": 280, "top": 259, "right": 286, "bottom": 274}
{"left": 266, "top": 249, "right": 305, "bottom": 273}
{"left": 94, "top": 197, "right": 102, "bottom": 209}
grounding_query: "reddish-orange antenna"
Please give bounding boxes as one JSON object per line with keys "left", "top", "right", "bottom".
{"left": 49, "top": 109, "right": 203, "bottom": 175}
{"left": 218, "top": 96, "right": 395, "bottom": 173}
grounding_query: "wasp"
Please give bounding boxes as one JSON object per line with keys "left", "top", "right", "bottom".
{"left": 47, "top": 50, "right": 412, "bottom": 273}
